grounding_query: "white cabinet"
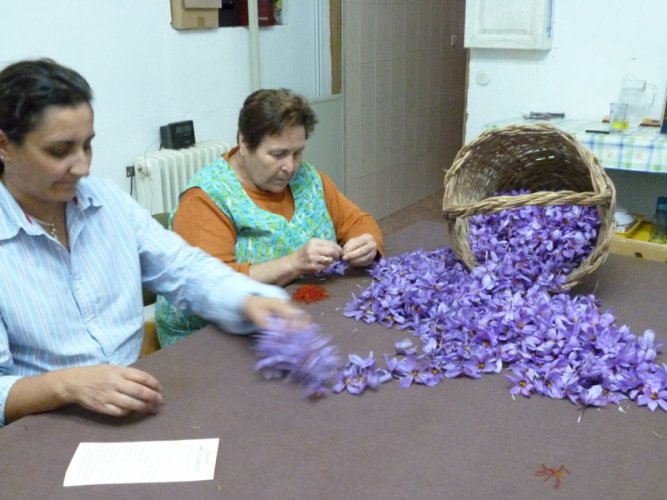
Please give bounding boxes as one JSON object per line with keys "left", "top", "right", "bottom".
{"left": 464, "top": 0, "right": 553, "bottom": 50}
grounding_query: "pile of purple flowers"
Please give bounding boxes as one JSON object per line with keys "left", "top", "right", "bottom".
{"left": 253, "top": 319, "right": 341, "bottom": 399}
{"left": 343, "top": 198, "right": 667, "bottom": 412}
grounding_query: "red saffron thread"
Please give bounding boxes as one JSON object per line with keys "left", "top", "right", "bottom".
{"left": 534, "top": 464, "right": 570, "bottom": 489}
{"left": 292, "top": 284, "right": 330, "bottom": 304}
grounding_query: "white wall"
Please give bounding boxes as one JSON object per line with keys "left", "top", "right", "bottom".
{"left": 465, "top": 0, "right": 667, "bottom": 143}
{"left": 0, "top": 0, "right": 325, "bottom": 191}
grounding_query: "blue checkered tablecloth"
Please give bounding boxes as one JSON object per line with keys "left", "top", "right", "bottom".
{"left": 484, "top": 119, "right": 667, "bottom": 173}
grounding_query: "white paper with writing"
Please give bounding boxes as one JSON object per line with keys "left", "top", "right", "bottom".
{"left": 63, "top": 438, "right": 219, "bottom": 486}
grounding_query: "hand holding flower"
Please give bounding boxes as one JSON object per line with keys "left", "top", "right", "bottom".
{"left": 291, "top": 238, "right": 343, "bottom": 275}
{"left": 243, "top": 295, "right": 311, "bottom": 331}
{"left": 342, "top": 233, "right": 377, "bottom": 267}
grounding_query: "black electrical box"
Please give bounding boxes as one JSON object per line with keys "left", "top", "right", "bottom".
{"left": 219, "top": 0, "right": 240, "bottom": 27}
{"left": 160, "top": 120, "right": 196, "bottom": 150}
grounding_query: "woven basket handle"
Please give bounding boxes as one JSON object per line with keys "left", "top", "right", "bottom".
{"left": 443, "top": 190, "right": 614, "bottom": 219}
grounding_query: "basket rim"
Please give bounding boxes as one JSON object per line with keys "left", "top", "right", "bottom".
{"left": 442, "top": 123, "right": 617, "bottom": 289}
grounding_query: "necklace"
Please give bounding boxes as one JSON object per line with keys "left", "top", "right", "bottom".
{"left": 29, "top": 215, "right": 59, "bottom": 239}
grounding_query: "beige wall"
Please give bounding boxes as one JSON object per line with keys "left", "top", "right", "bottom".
{"left": 343, "top": 0, "right": 466, "bottom": 220}
{"left": 308, "top": 96, "right": 345, "bottom": 188}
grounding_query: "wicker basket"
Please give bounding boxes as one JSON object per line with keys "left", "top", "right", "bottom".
{"left": 442, "top": 123, "right": 616, "bottom": 289}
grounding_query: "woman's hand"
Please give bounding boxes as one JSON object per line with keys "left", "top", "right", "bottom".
{"left": 242, "top": 295, "right": 311, "bottom": 331}
{"left": 342, "top": 233, "right": 378, "bottom": 267}
{"left": 61, "top": 365, "right": 164, "bottom": 417}
{"left": 4, "top": 364, "right": 164, "bottom": 424}
{"left": 290, "top": 238, "right": 343, "bottom": 275}
{"left": 247, "top": 238, "right": 342, "bottom": 286}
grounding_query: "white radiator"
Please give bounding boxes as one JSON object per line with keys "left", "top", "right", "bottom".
{"left": 133, "top": 141, "right": 231, "bottom": 214}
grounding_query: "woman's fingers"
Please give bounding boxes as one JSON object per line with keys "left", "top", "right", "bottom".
{"left": 342, "top": 234, "right": 377, "bottom": 265}
{"left": 299, "top": 239, "right": 342, "bottom": 271}
{"left": 244, "top": 296, "right": 311, "bottom": 330}
{"left": 67, "top": 365, "right": 164, "bottom": 417}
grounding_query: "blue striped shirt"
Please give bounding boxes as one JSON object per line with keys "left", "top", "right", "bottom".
{"left": 0, "top": 176, "right": 288, "bottom": 425}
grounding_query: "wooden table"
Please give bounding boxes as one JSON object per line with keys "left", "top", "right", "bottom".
{"left": 1, "top": 220, "right": 665, "bottom": 499}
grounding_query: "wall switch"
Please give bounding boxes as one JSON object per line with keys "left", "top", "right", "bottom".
{"left": 475, "top": 71, "right": 491, "bottom": 86}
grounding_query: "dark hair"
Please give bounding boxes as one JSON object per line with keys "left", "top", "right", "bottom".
{"left": 0, "top": 58, "right": 93, "bottom": 172}
{"left": 238, "top": 88, "right": 317, "bottom": 151}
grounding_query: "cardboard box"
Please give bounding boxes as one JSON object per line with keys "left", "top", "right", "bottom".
{"left": 170, "top": 0, "right": 221, "bottom": 30}
{"left": 185, "top": 0, "right": 220, "bottom": 7}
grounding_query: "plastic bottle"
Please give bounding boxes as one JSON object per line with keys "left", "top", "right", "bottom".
{"left": 650, "top": 196, "right": 667, "bottom": 244}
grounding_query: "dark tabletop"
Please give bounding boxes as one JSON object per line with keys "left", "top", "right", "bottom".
{"left": 1, "top": 220, "right": 666, "bottom": 500}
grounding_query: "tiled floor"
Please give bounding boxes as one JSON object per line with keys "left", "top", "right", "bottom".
{"left": 377, "top": 189, "right": 444, "bottom": 236}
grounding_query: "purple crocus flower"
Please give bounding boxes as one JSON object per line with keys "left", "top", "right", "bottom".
{"left": 635, "top": 376, "right": 667, "bottom": 412}
{"left": 253, "top": 318, "right": 341, "bottom": 399}
{"left": 461, "top": 348, "right": 502, "bottom": 379}
{"left": 332, "top": 352, "right": 392, "bottom": 395}
{"left": 506, "top": 367, "right": 538, "bottom": 398}
{"left": 386, "top": 354, "right": 443, "bottom": 388}
{"left": 578, "top": 385, "right": 607, "bottom": 407}
{"left": 637, "top": 330, "right": 661, "bottom": 362}
{"left": 315, "top": 259, "right": 350, "bottom": 277}
{"left": 394, "top": 338, "right": 418, "bottom": 355}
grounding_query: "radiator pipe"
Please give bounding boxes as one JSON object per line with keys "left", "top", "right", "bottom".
{"left": 248, "top": 0, "right": 260, "bottom": 91}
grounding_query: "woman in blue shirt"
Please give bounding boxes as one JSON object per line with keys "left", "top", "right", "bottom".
{"left": 0, "top": 59, "right": 307, "bottom": 426}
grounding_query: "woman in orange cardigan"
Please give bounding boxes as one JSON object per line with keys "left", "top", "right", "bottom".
{"left": 156, "top": 88, "right": 383, "bottom": 346}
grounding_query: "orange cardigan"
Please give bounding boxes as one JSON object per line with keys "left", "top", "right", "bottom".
{"left": 172, "top": 155, "right": 384, "bottom": 275}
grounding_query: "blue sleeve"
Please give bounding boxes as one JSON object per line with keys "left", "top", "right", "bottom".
{"left": 0, "top": 317, "right": 23, "bottom": 426}
{"left": 123, "top": 186, "right": 289, "bottom": 334}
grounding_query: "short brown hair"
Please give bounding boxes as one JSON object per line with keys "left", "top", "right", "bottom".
{"left": 238, "top": 88, "right": 317, "bottom": 151}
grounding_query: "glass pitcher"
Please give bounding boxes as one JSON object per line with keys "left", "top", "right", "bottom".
{"left": 618, "top": 75, "right": 657, "bottom": 127}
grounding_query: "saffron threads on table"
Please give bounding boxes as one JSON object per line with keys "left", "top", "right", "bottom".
{"left": 535, "top": 464, "right": 570, "bottom": 490}
{"left": 292, "top": 284, "right": 330, "bottom": 304}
